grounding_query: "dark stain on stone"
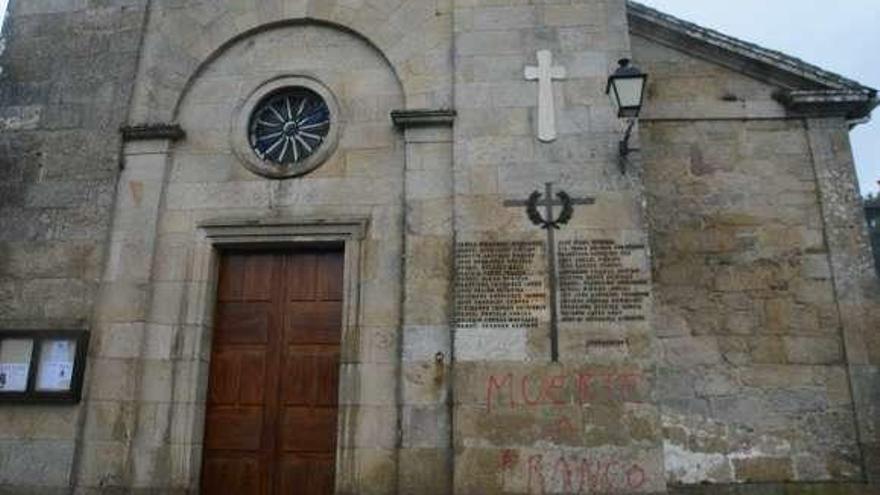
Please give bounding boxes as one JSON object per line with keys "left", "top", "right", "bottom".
{"left": 690, "top": 144, "right": 712, "bottom": 176}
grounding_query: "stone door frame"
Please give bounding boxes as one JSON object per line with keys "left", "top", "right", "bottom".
{"left": 187, "top": 217, "right": 368, "bottom": 491}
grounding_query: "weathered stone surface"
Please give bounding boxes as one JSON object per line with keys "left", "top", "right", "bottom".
{"left": 0, "top": 440, "right": 75, "bottom": 488}
{"left": 637, "top": 30, "right": 877, "bottom": 490}
{"left": 0, "top": 0, "right": 877, "bottom": 493}
{"left": 0, "top": 1, "right": 149, "bottom": 492}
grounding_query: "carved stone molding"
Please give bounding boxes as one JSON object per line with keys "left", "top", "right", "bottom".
{"left": 120, "top": 123, "right": 186, "bottom": 142}
{"left": 775, "top": 89, "right": 879, "bottom": 120}
{"left": 199, "top": 216, "right": 369, "bottom": 247}
{"left": 391, "top": 108, "right": 456, "bottom": 128}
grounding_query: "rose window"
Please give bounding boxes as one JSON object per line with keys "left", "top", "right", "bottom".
{"left": 248, "top": 88, "right": 331, "bottom": 166}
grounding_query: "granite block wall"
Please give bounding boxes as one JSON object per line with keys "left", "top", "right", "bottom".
{"left": 634, "top": 34, "right": 875, "bottom": 488}
{"left": 643, "top": 117, "right": 861, "bottom": 484}
{"left": 0, "top": 0, "right": 147, "bottom": 492}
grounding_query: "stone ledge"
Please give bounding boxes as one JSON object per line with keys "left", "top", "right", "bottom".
{"left": 391, "top": 109, "right": 457, "bottom": 128}
{"left": 775, "top": 90, "right": 880, "bottom": 120}
{"left": 669, "top": 482, "right": 878, "bottom": 495}
{"left": 199, "top": 216, "right": 370, "bottom": 246}
{"left": 120, "top": 124, "right": 186, "bottom": 142}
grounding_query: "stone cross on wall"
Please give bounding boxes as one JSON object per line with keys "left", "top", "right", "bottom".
{"left": 525, "top": 50, "right": 566, "bottom": 142}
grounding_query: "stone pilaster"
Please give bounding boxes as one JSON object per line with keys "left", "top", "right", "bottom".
{"left": 807, "top": 117, "right": 880, "bottom": 483}
{"left": 394, "top": 110, "right": 456, "bottom": 494}
{"left": 72, "top": 136, "right": 176, "bottom": 491}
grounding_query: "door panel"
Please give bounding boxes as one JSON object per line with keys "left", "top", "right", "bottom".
{"left": 204, "top": 407, "right": 265, "bottom": 451}
{"left": 207, "top": 349, "right": 268, "bottom": 405}
{"left": 286, "top": 302, "right": 343, "bottom": 344}
{"left": 278, "top": 457, "right": 335, "bottom": 494}
{"left": 202, "top": 249, "right": 343, "bottom": 495}
{"left": 215, "top": 303, "right": 271, "bottom": 344}
{"left": 202, "top": 456, "right": 263, "bottom": 494}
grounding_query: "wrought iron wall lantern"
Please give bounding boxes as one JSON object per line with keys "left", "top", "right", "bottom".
{"left": 606, "top": 58, "right": 648, "bottom": 173}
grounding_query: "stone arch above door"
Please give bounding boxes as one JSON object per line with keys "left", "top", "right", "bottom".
{"left": 128, "top": 1, "right": 452, "bottom": 126}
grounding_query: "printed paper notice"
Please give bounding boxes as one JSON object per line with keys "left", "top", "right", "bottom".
{"left": 0, "top": 338, "right": 33, "bottom": 392}
{"left": 0, "top": 363, "right": 29, "bottom": 391}
{"left": 36, "top": 340, "right": 76, "bottom": 391}
{"left": 37, "top": 362, "right": 73, "bottom": 391}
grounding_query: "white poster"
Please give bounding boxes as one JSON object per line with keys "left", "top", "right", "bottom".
{"left": 46, "top": 340, "right": 73, "bottom": 362}
{"left": 0, "top": 362, "right": 29, "bottom": 391}
{"left": 36, "top": 340, "right": 76, "bottom": 391}
{"left": 37, "top": 362, "right": 73, "bottom": 391}
{"left": 0, "top": 338, "right": 33, "bottom": 392}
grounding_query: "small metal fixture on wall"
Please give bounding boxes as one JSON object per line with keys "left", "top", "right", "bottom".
{"left": 606, "top": 58, "right": 648, "bottom": 174}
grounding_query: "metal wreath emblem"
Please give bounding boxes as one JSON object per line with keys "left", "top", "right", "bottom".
{"left": 526, "top": 190, "right": 574, "bottom": 229}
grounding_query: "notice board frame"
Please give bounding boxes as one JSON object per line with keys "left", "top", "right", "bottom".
{"left": 0, "top": 330, "right": 89, "bottom": 404}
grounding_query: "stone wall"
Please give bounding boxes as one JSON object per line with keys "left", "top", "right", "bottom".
{"left": 634, "top": 35, "right": 870, "bottom": 486}
{"left": 0, "top": 0, "right": 147, "bottom": 492}
{"left": 451, "top": 1, "right": 666, "bottom": 493}
{"left": 0, "top": 1, "right": 876, "bottom": 493}
{"left": 865, "top": 202, "right": 880, "bottom": 274}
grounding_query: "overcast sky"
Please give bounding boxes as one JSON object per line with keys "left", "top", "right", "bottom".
{"left": 636, "top": 0, "right": 880, "bottom": 196}
{"left": 0, "top": 1, "right": 877, "bottom": 193}
{"left": 0, "top": 1, "right": 7, "bottom": 35}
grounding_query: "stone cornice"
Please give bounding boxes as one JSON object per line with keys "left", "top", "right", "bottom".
{"left": 120, "top": 123, "right": 186, "bottom": 142}
{"left": 391, "top": 109, "right": 456, "bottom": 128}
{"left": 775, "top": 90, "right": 880, "bottom": 120}
{"left": 199, "top": 217, "right": 370, "bottom": 245}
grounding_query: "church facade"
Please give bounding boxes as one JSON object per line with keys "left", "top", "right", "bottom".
{"left": 0, "top": 0, "right": 878, "bottom": 494}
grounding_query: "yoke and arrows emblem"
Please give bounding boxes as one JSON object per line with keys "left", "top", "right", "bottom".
{"left": 505, "top": 183, "right": 596, "bottom": 363}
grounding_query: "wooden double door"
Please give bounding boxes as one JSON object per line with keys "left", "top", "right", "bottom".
{"left": 201, "top": 249, "right": 344, "bottom": 494}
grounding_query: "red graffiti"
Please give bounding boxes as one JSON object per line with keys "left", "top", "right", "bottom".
{"left": 522, "top": 375, "right": 543, "bottom": 406}
{"left": 500, "top": 451, "right": 649, "bottom": 494}
{"left": 545, "top": 374, "right": 567, "bottom": 405}
{"left": 528, "top": 455, "right": 545, "bottom": 494}
{"left": 487, "top": 373, "right": 514, "bottom": 413}
{"left": 546, "top": 415, "right": 578, "bottom": 436}
{"left": 500, "top": 449, "right": 518, "bottom": 471}
{"left": 486, "top": 372, "right": 643, "bottom": 413}
{"left": 554, "top": 456, "right": 574, "bottom": 493}
{"left": 626, "top": 464, "right": 647, "bottom": 490}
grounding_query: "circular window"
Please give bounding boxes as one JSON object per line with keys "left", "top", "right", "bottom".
{"left": 248, "top": 88, "right": 331, "bottom": 166}
{"left": 232, "top": 77, "right": 341, "bottom": 179}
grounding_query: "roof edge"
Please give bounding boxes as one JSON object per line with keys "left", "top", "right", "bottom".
{"left": 627, "top": 1, "right": 877, "bottom": 122}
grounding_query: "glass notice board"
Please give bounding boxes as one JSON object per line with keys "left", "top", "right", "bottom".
{"left": 0, "top": 331, "right": 88, "bottom": 403}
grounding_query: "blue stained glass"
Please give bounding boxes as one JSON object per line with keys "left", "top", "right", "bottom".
{"left": 248, "top": 88, "right": 331, "bottom": 166}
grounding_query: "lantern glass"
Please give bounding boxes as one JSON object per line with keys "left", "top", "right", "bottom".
{"left": 607, "top": 59, "right": 647, "bottom": 118}
{"left": 613, "top": 77, "right": 645, "bottom": 111}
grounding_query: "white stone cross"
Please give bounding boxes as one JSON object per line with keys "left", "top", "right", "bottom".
{"left": 525, "top": 50, "right": 566, "bottom": 143}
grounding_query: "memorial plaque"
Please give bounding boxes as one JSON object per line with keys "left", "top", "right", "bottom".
{"left": 455, "top": 241, "right": 547, "bottom": 328}
{"left": 559, "top": 239, "right": 649, "bottom": 323}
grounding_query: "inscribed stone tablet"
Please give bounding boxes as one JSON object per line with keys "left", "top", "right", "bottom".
{"left": 455, "top": 241, "right": 547, "bottom": 329}
{"left": 558, "top": 239, "right": 649, "bottom": 323}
